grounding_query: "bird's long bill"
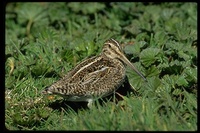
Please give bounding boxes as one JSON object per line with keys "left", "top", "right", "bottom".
{"left": 119, "top": 53, "right": 147, "bottom": 81}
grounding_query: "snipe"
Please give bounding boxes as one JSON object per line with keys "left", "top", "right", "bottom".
{"left": 42, "top": 38, "right": 146, "bottom": 107}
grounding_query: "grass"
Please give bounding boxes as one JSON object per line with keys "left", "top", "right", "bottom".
{"left": 5, "top": 2, "right": 197, "bottom": 131}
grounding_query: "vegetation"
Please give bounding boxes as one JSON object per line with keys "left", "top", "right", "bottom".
{"left": 5, "top": 2, "right": 197, "bottom": 130}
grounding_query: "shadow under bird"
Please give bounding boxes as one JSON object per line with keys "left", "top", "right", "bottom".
{"left": 42, "top": 38, "right": 146, "bottom": 107}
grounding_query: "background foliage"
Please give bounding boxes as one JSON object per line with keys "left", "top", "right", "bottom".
{"left": 5, "top": 2, "right": 197, "bottom": 130}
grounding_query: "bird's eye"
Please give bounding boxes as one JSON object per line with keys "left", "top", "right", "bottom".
{"left": 108, "top": 44, "right": 111, "bottom": 48}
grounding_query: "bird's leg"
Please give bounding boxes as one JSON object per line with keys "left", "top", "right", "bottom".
{"left": 87, "top": 99, "right": 93, "bottom": 109}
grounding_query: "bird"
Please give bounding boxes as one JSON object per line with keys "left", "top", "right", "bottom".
{"left": 42, "top": 38, "right": 146, "bottom": 107}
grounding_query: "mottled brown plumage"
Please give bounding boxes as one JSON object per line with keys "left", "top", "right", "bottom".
{"left": 42, "top": 38, "right": 146, "bottom": 107}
